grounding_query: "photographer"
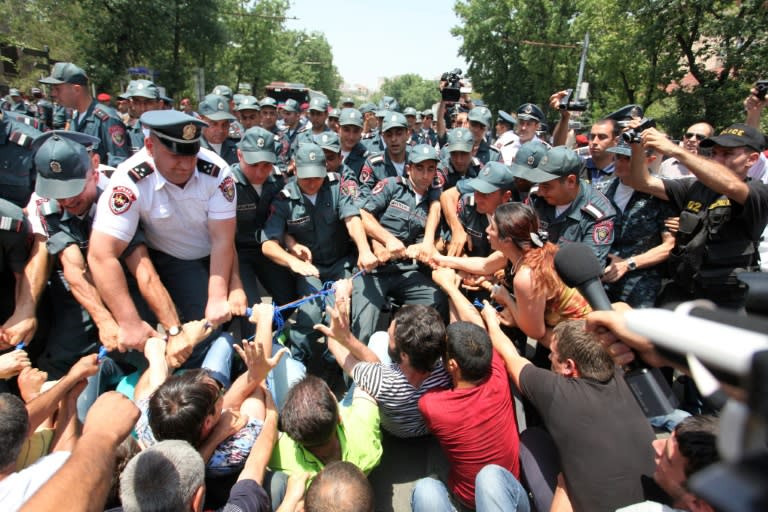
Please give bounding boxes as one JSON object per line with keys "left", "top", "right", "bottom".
{"left": 623, "top": 120, "right": 768, "bottom": 309}
{"left": 436, "top": 70, "right": 473, "bottom": 146}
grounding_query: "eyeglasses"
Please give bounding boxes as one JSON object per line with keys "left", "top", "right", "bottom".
{"left": 684, "top": 132, "right": 707, "bottom": 141}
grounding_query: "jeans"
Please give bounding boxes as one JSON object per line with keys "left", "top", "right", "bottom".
{"left": 411, "top": 465, "right": 530, "bottom": 512}
{"left": 266, "top": 341, "right": 306, "bottom": 411}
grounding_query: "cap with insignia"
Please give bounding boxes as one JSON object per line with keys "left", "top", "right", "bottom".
{"left": 497, "top": 110, "right": 517, "bottom": 127}
{"left": 341, "top": 96, "right": 355, "bottom": 107}
{"left": 468, "top": 106, "right": 492, "bottom": 128}
{"left": 309, "top": 97, "right": 330, "bottom": 112}
{"left": 606, "top": 140, "right": 632, "bottom": 157}
{"left": 211, "top": 85, "right": 233, "bottom": 101}
{"left": 9, "top": 88, "right": 21, "bottom": 97}
{"left": 339, "top": 108, "right": 363, "bottom": 128}
{"left": 516, "top": 103, "right": 544, "bottom": 123}
{"left": 198, "top": 94, "right": 236, "bottom": 122}
{"left": 126, "top": 79, "right": 159, "bottom": 100}
{"left": 700, "top": 123, "right": 766, "bottom": 153}
{"left": 259, "top": 97, "right": 278, "bottom": 109}
{"left": 236, "top": 95, "right": 260, "bottom": 112}
{"left": 233, "top": 94, "right": 245, "bottom": 108}
{"left": 605, "top": 104, "right": 643, "bottom": 128}
{"left": 446, "top": 128, "right": 474, "bottom": 153}
{"left": 378, "top": 96, "right": 399, "bottom": 113}
{"left": 422, "top": 109, "right": 434, "bottom": 118}
{"left": 409, "top": 144, "right": 439, "bottom": 164}
{"left": 34, "top": 133, "right": 95, "bottom": 199}
{"left": 523, "top": 146, "right": 583, "bottom": 183}
{"left": 509, "top": 141, "right": 550, "bottom": 181}
{"left": 141, "top": 110, "right": 208, "bottom": 156}
{"left": 382, "top": 112, "right": 407, "bottom": 132}
{"left": 295, "top": 143, "right": 327, "bottom": 179}
{"left": 39, "top": 62, "right": 89, "bottom": 86}
{"left": 282, "top": 99, "right": 299, "bottom": 112}
{"left": 314, "top": 131, "right": 341, "bottom": 153}
{"left": 238, "top": 127, "right": 277, "bottom": 164}
{"left": 329, "top": 108, "right": 340, "bottom": 119}
{"left": 463, "top": 161, "right": 515, "bottom": 193}
{"left": 375, "top": 109, "right": 388, "bottom": 119}
{"left": 403, "top": 107, "right": 418, "bottom": 117}
{"left": 359, "top": 102, "right": 377, "bottom": 115}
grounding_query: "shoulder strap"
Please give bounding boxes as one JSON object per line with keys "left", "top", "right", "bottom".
{"left": 128, "top": 162, "right": 155, "bottom": 183}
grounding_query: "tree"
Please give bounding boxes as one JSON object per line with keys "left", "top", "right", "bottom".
{"left": 269, "top": 30, "right": 342, "bottom": 104}
{"left": 377, "top": 74, "right": 440, "bottom": 111}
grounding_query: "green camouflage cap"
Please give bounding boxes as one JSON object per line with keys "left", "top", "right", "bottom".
{"left": 314, "top": 131, "right": 341, "bottom": 153}
{"left": 238, "top": 127, "right": 277, "bottom": 164}
{"left": 446, "top": 128, "right": 474, "bottom": 153}
{"left": 309, "top": 96, "right": 330, "bottom": 112}
{"left": 509, "top": 141, "right": 550, "bottom": 181}
{"left": 39, "top": 62, "right": 88, "bottom": 85}
{"left": 211, "top": 85, "right": 233, "bottom": 101}
{"left": 468, "top": 106, "right": 492, "bottom": 127}
{"left": 199, "top": 94, "right": 236, "bottom": 121}
{"left": 295, "top": 143, "right": 327, "bottom": 178}
{"left": 126, "top": 79, "right": 159, "bottom": 100}
{"left": 409, "top": 144, "right": 439, "bottom": 164}
{"left": 464, "top": 161, "right": 515, "bottom": 193}
{"left": 236, "top": 95, "right": 260, "bottom": 111}
{"left": 339, "top": 108, "right": 363, "bottom": 128}
{"left": 34, "top": 132, "right": 97, "bottom": 199}
{"left": 282, "top": 99, "right": 299, "bottom": 112}
{"left": 382, "top": 112, "right": 407, "bottom": 132}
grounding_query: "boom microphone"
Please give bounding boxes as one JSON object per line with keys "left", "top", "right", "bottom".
{"left": 554, "top": 242, "right": 613, "bottom": 311}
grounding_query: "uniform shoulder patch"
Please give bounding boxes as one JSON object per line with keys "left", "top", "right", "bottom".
{"left": 369, "top": 153, "right": 384, "bottom": 165}
{"left": 109, "top": 186, "right": 136, "bottom": 215}
{"left": 93, "top": 105, "right": 111, "bottom": 121}
{"left": 9, "top": 129, "right": 34, "bottom": 149}
{"left": 582, "top": 202, "right": 608, "bottom": 220}
{"left": 197, "top": 159, "right": 221, "bottom": 177}
{"left": 279, "top": 188, "right": 292, "bottom": 199}
{"left": 37, "top": 197, "right": 61, "bottom": 216}
{"left": 592, "top": 219, "right": 614, "bottom": 245}
{"left": 16, "top": 115, "right": 40, "bottom": 129}
{"left": 472, "top": 157, "right": 481, "bottom": 167}
{"left": 327, "top": 172, "right": 339, "bottom": 182}
{"left": 128, "top": 162, "right": 155, "bottom": 183}
{"left": 219, "top": 175, "right": 235, "bottom": 202}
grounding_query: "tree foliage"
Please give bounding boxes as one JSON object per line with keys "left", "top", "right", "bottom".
{"left": 375, "top": 74, "right": 441, "bottom": 111}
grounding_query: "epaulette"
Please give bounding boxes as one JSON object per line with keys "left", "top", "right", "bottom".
{"left": 279, "top": 188, "right": 292, "bottom": 199}
{"left": 93, "top": 105, "right": 111, "bottom": 121}
{"left": 128, "top": 162, "right": 155, "bottom": 183}
{"left": 9, "top": 130, "right": 34, "bottom": 149}
{"left": 328, "top": 172, "right": 339, "bottom": 182}
{"left": 38, "top": 197, "right": 61, "bottom": 216}
{"left": 581, "top": 202, "right": 609, "bottom": 220}
{"left": 369, "top": 154, "right": 385, "bottom": 165}
{"left": 14, "top": 115, "right": 39, "bottom": 129}
{"left": 472, "top": 157, "right": 481, "bottom": 167}
{"left": 100, "top": 167, "right": 116, "bottom": 179}
{"left": 197, "top": 159, "right": 221, "bottom": 178}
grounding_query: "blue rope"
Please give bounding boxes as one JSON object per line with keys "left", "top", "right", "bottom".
{"left": 473, "top": 299, "right": 503, "bottom": 311}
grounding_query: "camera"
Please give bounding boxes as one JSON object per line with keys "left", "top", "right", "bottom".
{"left": 558, "top": 88, "right": 589, "bottom": 112}
{"left": 440, "top": 68, "right": 463, "bottom": 103}
{"left": 754, "top": 80, "right": 768, "bottom": 101}
{"left": 621, "top": 117, "right": 656, "bottom": 144}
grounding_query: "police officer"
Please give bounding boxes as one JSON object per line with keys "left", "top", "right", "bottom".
{"left": 0, "top": 109, "right": 41, "bottom": 207}
{"left": 511, "top": 145, "right": 617, "bottom": 265}
{"left": 280, "top": 98, "right": 302, "bottom": 152}
{"left": 438, "top": 127, "right": 483, "bottom": 191}
{"left": 0, "top": 198, "right": 31, "bottom": 353}
{"left": 626, "top": 122, "right": 768, "bottom": 309}
{"left": 505, "top": 102, "right": 547, "bottom": 161}
{"left": 231, "top": 127, "right": 296, "bottom": 308}
{"left": 235, "top": 95, "right": 261, "bottom": 132}
{"left": 124, "top": 80, "right": 161, "bottom": 153}
{"left": 198, "top": 94, "right": 238, "bottom": 165}
{"left": 89, "top": 110, "right": 233, "bottom": 370}
{"left": 39, "top": 62, "right": 129, "bottom": 167}
{"left": 493, "top": 110, "right": 519, "bottom": 165}
{"left": 599, "top": 142, "right": 676, "bottom": 308}
{"left": 328, "top": 108, "right": 340, "bottom": 133}
{"left": 359, "top": 112, "right": 410, "bottom": 202}
{"left": 295, "top": 96, "right": 332, "bottom": 149}
{"left": 353, "top": 144, "right": 448, "bottom": 345}
{"left": 467, "top": 106, "right": 501, "bottom": 165}
{"left": 403, "top": 107, "right": 420, "bottom": 146}
{"left": 7, "top": 89, "right": 27, "bottom": 114}
{"left": 338, "top": 108, "right": 369, "bottom": 180}
{"left": 261, "top": 143, "right": 376, "bottom": 371}
{"left": 359, "top": 102, "right": 378, "bottom": 139}
{"left": 362, "top": 109, "right": 388, "bottom": 153}
{"left": 418, "top": 109, "right": 438, "bottom": 147}
{"left": 259, "top": 97, "right": 291, "bottom": 173}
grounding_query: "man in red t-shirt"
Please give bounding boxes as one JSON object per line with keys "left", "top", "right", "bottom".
{"left": 413, "top": 321, "right": 529, "bottom": 512}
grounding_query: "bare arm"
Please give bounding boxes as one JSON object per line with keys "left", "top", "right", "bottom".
{"left": 439, "top": 187, "right": 470, "bottom": 257}
{"left": 744, "top": 90, "right": 767, "bottom": 129}
{"left": 621, "top": 130, "right": 668, "bottom": 200}
{"left": 433, "top": 250, "right": 507, "bottom": 276}
{"left": 124, "top": 244, "right": 181, "bottom": 330}
{"left": 431, "top": 267, "right": 483, "bottom": 326}
{"left": 262, "top": 239, "right": 320, "bottom": 277}
{"left": 2, "top": 234, "right": 50, "bottom": 346}
{"left": 206, "top": 217, "right": 236, "bottom": 326}
{"left": 549, "top": 91, "right": 571, "bottom": 147}
{"left": 237, "top": 388, "right": 279, "bottom": 484}
{"left": 603, "top": 231, "right": 675, "bottom": 284}
{"left": 436, "top": 101, "right": 447, "bottom": 139}
{"left": 480, "top": 302, "right": 531, "bottom": 389}
{"left": 344, "top": 215, "right": 378, "bottom": 272}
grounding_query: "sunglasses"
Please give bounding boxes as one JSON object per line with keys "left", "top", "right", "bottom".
{"left": 684, "top": 132, "right": 707, "bottom": 141}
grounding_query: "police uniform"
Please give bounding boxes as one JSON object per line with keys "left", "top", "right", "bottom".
{"left": 440, "top": 155, "right": 483, "bottom": 192}
{"left": 70, "top": 99, "right": 129, "bottom": 167}
{"left": 0, "top": 198, "right": 30, "bottom": 324}
{"left": 267, "top": 125, "right": 292, "bottom": 173}
{"left": 351, "top": 174, "right": 448, "bottom": 345}
{"left": 343, "top": 141, "right": 370, "bottom": 180}
{"left": 198, "top": 94, "right": 239, "bottom": 166}
{"left": 0, "top": 111, "right": 40, "bottom": 207}
{"left": 532, "top": 181, "right": 616, "bottom": 265}
{"left": 602, "top": 177, "right": 676, "bottom": 308}
{"left": 362, "top": 129, "right": 385, "bottom": 153}
{"left": 201, "top": 136, "right": 239, "bottom": 166}
{"left": 579, "top": 155, "right": 615, "bottom": 193}
{"left": 261, "top": 172, "right": 359, "bottom": 365}
{"left": 358, "top": 151, "right": 406, "bottom": 204}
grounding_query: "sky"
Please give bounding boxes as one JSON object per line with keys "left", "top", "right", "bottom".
{"left": 285, "top": 0, "right": 468, "bottom": 92}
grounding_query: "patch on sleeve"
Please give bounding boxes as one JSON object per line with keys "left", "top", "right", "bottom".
{"left": 109, "top": 125, "right": 126, "bottom": 147}
{"left": 109, "top": 186, "right": 136, "bottom": 215}
{"left": 592, "top": 220, "right": 613, "bottom": 245}
{"left": 219, "top": 175, "right": 235, "bottom": 202}
{"left": 371, "top": 179, "right": 387, "bottom": 195}
{"left": 340, "top": 177, "right": 359, "bottom": 198}
{"left": 359, "top": 165, "right": 372, "bottom": 184}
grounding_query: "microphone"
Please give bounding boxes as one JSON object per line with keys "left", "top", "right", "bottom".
{"left": 554, "top": 242, "right": 613, "bottom": 311}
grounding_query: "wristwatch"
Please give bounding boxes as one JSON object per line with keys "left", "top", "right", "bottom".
{"left": 627, "top": 257, "right": 638, "bottom": 271}
{"left": 167, "top": 325, "right": 183, "bottom": 337}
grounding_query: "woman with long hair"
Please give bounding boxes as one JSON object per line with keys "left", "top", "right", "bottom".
{"left": 433, "top": 202, "right": 590, "bottom": 346}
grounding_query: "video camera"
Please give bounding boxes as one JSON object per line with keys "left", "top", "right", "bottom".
{"left": 621, "top": 117, "right": 656, "bottom": 144}
{"left": 754, "top": 80, "right": 768, "bottom": 101}
{"left": 440, "top": 68, "right": 463, "bottom": 103}
{"left": 558, "top": 85, "right": 589, "bottom": 112}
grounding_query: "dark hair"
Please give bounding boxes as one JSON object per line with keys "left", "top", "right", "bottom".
{"left": 494, "top": 202, "right": 561, "bottom": 299}
{"left": 0, "top": 393, "right": 29, "bottom": 470}
{"left": 392, "top": 305, "right": 446, "bottom": 373}
{"left": 279, "top": 376, "right": 338, "bottom": 447}
{"left": 553, "top": 320, "right": 614, "bottom": 382}
{"left": 445, "top": 321, "right": 492, "bottom": 383}
{"left": 675, "top": 415, "right": 720, "bottom": 478}
{"left": 595, "top": 118, "right": 620, "bottom": 137}
{"left": 148, "top": 369, "right": 220, "bottom": 447}
{"left": 305, "top": 461, "right": 375, "bottom": 512}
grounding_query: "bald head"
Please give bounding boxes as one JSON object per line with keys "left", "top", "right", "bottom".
{"left": 305, "top": 461, "right": 374, "bottom": 512}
